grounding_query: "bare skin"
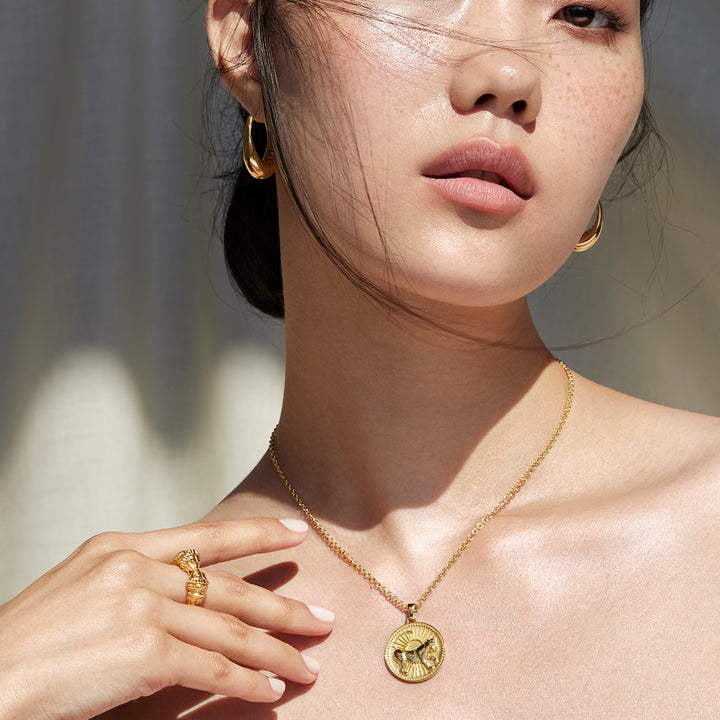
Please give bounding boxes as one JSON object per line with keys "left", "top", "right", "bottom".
{"left": 109, "top": 1, "right": 720, "bottom": 713}
{"left": 106, "top": 363, "right": 720, "bottom": 719}
{"left": 6, "top": 1, "right": 719, "bottom": 718}
{"left": 0, "top": 519, "right": 333, "bottom": 720}
{"left": 104, "top": 183, "right": 720, "bottom": 719}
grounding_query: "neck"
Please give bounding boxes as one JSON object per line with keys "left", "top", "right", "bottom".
{"left": 273, "top": 233, "right": 567, "bottom": 535}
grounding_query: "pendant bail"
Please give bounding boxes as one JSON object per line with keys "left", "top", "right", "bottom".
{"left": 406, "top": 603, "right": 418, "bottom": 623}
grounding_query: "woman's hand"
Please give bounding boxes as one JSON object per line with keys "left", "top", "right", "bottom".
{"left": 0, "top": 518, "right": 333, "bottom": 720}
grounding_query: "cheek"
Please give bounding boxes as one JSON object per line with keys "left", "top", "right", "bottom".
{"left": 536, "top": 48, "right": 644, "bottom": 263}
{"left": 271, "top": 15, "right": 648, "bottom": 308}
{"left": 272, "top": 24, "right": 435, "bottom": 258}
{"left": 554, "top": 54, "right": 645, "bottom": 179}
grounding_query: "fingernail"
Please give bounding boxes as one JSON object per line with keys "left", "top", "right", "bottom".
{"left": 302, "top": 653, "right": 320, "bottom": 675}
{"left": 308, "top": 605, "right": 335, "bottom": 623}
{"left": 279, "top": 518, "right": 309, "bottom": 533}
{"left": 269, "top": 677, "right": 285, "bottom": 696}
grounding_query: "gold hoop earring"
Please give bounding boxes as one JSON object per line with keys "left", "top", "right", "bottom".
{"left": 243, "top": 116, "right": 276, "bottom": 180}
{"left": 573, "top": 202, "right": 603, "bottom": 253}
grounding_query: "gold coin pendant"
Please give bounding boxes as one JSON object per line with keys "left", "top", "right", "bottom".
{"left": 384, "top": 621, "right": 445, "bottom": 682}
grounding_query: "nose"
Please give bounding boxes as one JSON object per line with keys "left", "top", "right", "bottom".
{"left": 449, "top": 49, "right": 542, "bottom": 128}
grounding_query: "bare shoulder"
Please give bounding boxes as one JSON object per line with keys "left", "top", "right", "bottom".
{"left": 568, "top": 373, "right": 720, "bottom": 540}
{"left": 575, "top": 373, "right": 720, "bottom": 467}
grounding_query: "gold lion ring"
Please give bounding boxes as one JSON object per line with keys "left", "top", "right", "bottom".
{"left": 171, "top": 549, "right": 209, "bottom": 606}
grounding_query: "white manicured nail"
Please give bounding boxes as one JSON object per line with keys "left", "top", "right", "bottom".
{"left": 302, "top": 653, "right": 320, "bottom": 674}
{"left": 279, "top": 519, "right": 309, "bottom": 533}
{"left": 269, "top": 677, "right": 285, "bottom": 696}
{"left": 308, "top": 605, "right": 335, "bottom": 623}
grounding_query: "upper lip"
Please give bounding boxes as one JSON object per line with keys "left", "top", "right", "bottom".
{"left": 422, "top": 138, "right": 534, "bottom": 200}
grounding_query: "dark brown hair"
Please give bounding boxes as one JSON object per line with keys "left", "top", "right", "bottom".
{"left": 216, "top": 0, "right": 659, "bottom": 319}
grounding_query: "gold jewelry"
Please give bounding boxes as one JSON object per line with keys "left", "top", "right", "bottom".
{"left": 573, "top": 202, "right": 603, "bottom": 252}
{"left": 172, "top": 549, "right": 209, "bottom": 606}
{"left": 242, "top": 116, "right": 276, "bottom": 180}
{"left": 269, "top": 360, "right": 574, "bottom": 682}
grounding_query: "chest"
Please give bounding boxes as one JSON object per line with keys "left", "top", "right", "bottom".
{"left": 113, "top": 519, "right": 720, "bottom": 719}
{"left": 231, "top": 536, "right": 719, "bottom": 719}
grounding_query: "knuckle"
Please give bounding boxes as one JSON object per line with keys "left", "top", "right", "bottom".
{"left": 208, "top": 651, "right": 235, "bottom": 684}
{"left": 136, "top": 626, "right": 171, "bottom": 664}
{"left": 224, "top": 614, "right": 251, "bottom": 642}
{"left": 278, "top": 594, "right": 298, "bottom": 624}
{"left": 79, "top": 531, "right": 125, "bottom": 557}
{"left": 248, "top": 517, "right": 276, "bottom": 545}
{"left": 216, "top": 571, "right": 249, "bottom": 599}
{"left": 106, "top": 548, "right": 145, "bottom": 579}
{"left": 126, "top": 587, "right": 159, "bottom": 621}
{"left": 263, "top": 517, "right": 285, "bottom": 542}
{"left": 191, "top": 521, "right": 228, "bottom": 549}
{"left": 91, "top": 548, "right": 147, "bottom": 591}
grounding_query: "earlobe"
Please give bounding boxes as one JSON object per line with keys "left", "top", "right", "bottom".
{"left": 206, "top": 0, "right": 266, "bottom": 121}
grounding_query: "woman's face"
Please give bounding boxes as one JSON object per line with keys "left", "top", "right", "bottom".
{"left": 272, "top": 0, "right": 645, "bottom": 309}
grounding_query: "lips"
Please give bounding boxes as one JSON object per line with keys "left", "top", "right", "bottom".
{"left": 422, "top": 138, "right": 534, "bottom": 214}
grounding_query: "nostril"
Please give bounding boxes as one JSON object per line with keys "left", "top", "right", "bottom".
{"left": 476, "top": 93, "right": 494, "bottom": 106}
{"left": 512, "top": 99, "right": 527, "bottom": 114}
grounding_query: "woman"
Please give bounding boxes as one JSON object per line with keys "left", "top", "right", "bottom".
{"left": 2, "top": 0, "right": 719, "bottom": 717}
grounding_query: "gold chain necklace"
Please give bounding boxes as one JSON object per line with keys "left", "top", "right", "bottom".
{"left": 269, "top": 359, "right": 574, "bottom": 682}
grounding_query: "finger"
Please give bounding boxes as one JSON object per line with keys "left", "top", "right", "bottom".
{"left": 83, "top": 550, "right": 334, "bottom": 637}
{"left": 163, "top": 601, "right": 320, "bottom": 685}
{"left": 161, "top": 566, "right": 334, "bottom": 635}
{"left": 85, "top": 518, "right": 309, "bottom": 565}
{"left": 166, "top": 637, "right": 287, "bottom": 703}
{"left": 208, "top": 570, "right": 334, "bottom": 634}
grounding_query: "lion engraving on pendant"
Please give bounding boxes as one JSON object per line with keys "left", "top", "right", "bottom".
{"left": 393, "top": 636, "right": 439, "bottom": 675}
{"left": 385, "top": 621, "right": 445, "bottom": 681}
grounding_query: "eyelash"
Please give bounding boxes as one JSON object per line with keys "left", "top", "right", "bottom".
{"left": 557, "top": 4, "right": 630, "bottom": 33}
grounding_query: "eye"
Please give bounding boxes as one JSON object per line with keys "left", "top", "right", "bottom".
{"left": 558, "top": 5, "right": 618, "bottom": 30}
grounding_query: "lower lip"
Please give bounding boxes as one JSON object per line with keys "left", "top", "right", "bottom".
{"left": 423, "top": 176, "right": 529, "bottom": 214}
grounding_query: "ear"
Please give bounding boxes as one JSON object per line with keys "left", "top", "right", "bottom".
{"left": 206, "top": 0, "right": 266, "bottom": 121}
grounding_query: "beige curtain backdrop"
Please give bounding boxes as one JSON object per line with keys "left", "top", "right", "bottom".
{"left": 1, "top": 1, "right": 718, "bottom": 601}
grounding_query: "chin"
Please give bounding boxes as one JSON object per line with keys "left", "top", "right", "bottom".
{"left": 386, "top": 259, "right": 552, "bottom": 311}
{"left": 367, "top": 237, "right": 570, "bottom": 311}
